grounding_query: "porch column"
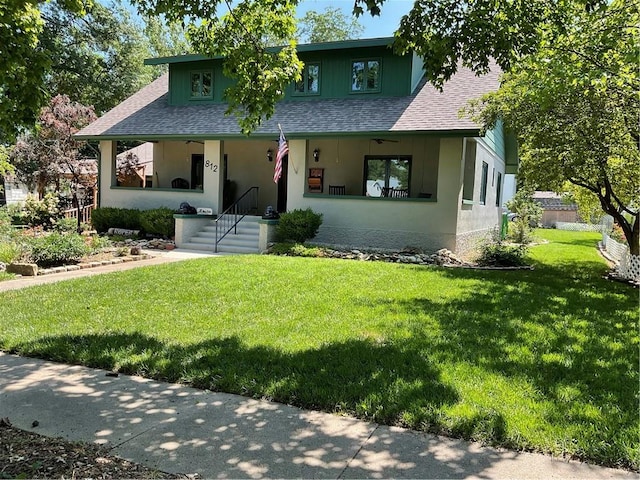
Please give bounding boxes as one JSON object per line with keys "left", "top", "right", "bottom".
{"left": 286, "top": 139, "right": 307, "bottom": 211}
{"left": 99, "top": 140, "right": 116, "bottom": 208}
{"left": 204, "top": 140, "right": 224, "bottom": 213}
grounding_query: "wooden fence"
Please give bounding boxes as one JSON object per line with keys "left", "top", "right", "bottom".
{"left": 62, "top": 204, "right": 94, "bottom": 224}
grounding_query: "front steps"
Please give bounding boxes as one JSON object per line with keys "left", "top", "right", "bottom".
{"left": 180, "top": 216, "right": 261, "bottom": 254}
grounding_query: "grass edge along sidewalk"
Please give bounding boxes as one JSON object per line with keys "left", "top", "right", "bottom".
{"left": 0, "top": 230, "right": 637, "bottom": 471}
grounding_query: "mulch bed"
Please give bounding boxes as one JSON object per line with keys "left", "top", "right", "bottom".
{"left": 0, "top": 418, "right": 183, "bottom": 479}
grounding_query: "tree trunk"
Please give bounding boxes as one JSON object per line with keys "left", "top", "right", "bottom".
{"left": 629, "top": 213, "right": 639, "bottom": 256}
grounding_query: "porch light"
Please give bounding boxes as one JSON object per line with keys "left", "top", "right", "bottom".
{"left": 267, "top": 149, "right": 273, "bottom": 162}
{"left": 313, "top": 148, "right": 320, "bottom": 162}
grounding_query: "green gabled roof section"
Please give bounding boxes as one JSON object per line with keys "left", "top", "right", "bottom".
{"left": 77, "top": 61, "right": 502, "bottom": 140}
{"left": 144, "top": 37, "right": 395, "bottom": 66}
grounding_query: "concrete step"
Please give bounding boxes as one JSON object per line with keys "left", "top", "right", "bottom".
{"left": 180, "top": 216, "right": 261, "bottom": 254}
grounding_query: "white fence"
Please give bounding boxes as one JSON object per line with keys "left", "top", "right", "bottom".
{"left": 601, "top": 232, "right": 639, "bottom": 283}
{"left": 555, "top": 222, "right": 603, "bottom": 232}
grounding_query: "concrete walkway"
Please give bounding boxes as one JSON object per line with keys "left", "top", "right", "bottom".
{"left": 0, "top": 353, "right": 633, "bottom": 479}
{"left": 0, "top": 249, "right": 222, "bottom": 292}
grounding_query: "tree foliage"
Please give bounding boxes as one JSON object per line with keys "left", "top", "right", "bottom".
{"left": 10, "top": 95, "right": 97, "bottom": 211}
{"left": 41, "top": 1, "right": 156, "bottom": 116}
{"left": 0, "top": 0, "right": 88, "bottom": 141}
{"left": 297, "top": 6, "right": 363, "bottom": 43}
{"left": 463, "top": 1, "right": 638, "bottom": 254}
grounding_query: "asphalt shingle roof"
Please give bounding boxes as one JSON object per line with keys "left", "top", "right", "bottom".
{"left": 77, "top": 66, "right": 501, "bottom": 139}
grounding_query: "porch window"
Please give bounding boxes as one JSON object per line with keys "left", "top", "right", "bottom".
{"left": 351, "top": 59, "right": 380, "bottom": 93}
{"left": 462, "top": 139, "right": 476, "bottom": 202}
{"left": 294, "top": 63, "right": 320, "bottom": 95}
{"left": 496, "top": 172, "right": 503, "bottom": 206}
{"left": 190, "top": 71, "right": 213, "bottom": 98}
{"left": 480, "top": 161, "right": 489, "bottom": 205}
{"left": 364, "top": 156, "right": 411, "bottom": 197}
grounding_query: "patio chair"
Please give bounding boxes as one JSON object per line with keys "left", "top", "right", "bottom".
{"left": 329, "top": 185, "right": 346, "bottom": 195}
{"left": 392, "top": 188, "right": 409, "bottom": 198}
{"left": 171, "top": 177, "right": 190, "bottom": 189}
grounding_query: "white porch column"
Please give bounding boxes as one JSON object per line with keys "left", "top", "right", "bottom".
{"left": 286, "top": 139, "right": 307, "bottom": 211}
{"left": 204, "top": 140, "right": 224, "bottom": 213}
{"left": 99, "top": 140, "right": 116, "bottom": 207}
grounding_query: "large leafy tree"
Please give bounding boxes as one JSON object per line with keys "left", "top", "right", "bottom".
{"left": 297, "top": 6, "right": 363, "bottom": 43}
{"left": 41, "top": 1, "right": 156, "bottom": 116}
{"left": 10, "top": 95, "right": 97, "bottom": 228}
{"left": 0, "top": 0, "right": 88, "bottom": 141}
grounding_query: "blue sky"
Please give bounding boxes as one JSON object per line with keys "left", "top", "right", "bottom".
{"left": 296, "top": 0, "right": 413, "bottom": 38}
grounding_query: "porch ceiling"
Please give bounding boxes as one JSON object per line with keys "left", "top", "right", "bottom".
{"left": 76, "top": 67, "right": 500, "bottom": 140}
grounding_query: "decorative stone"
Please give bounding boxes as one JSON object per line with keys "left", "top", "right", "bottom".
{"left": 7, "top": 263, "right": 38, "bottom": 276}
{"left": 66, "top": 265, "right": 81, "bottom": 271}
{"left": 130, "top": 246, "right": 141, "bottom": 255}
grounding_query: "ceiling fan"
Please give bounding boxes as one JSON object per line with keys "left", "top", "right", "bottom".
{"left": 371, "top": 138, "right": 399, "bottom": 144}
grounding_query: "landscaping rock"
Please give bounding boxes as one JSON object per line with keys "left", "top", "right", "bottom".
{"left": 7, "top": 263, "right": 38, "bottom": 276}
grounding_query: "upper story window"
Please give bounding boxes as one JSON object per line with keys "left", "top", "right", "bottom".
{"left": 351, "top": 59, "right": 381, "bottom": 93}
{"left": 294, "top": 63, "right": 320, "bottom": 95}
{"left": 190, "top": 71, "right": 213, "bottom": 98}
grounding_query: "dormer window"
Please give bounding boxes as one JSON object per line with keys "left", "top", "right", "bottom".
{"left": 294, "top": 63, "right": 320, "bottom": 95}
{"left": 190, "top": 70, "right": 213, "bottom": 98}
{"left": 351, "top": 59, "right": 380, "bottom": 93}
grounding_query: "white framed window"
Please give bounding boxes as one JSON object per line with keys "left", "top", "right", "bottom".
{"left": 351, "top": 59, "right": 381, "bottom": 93}
{"left": 190, "top": 71, "right": 213, "bottom": 98}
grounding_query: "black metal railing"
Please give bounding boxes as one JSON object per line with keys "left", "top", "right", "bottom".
{"left": 214, "top": 186, "right": 259, "bottom": 252}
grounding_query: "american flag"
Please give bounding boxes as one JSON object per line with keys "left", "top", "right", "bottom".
{"left": 273, "top": 128, "right": 288, "bottom": 184}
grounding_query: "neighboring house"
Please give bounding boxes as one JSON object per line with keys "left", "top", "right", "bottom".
{"left": 0, "top": 174, "right": 32, "bottom": 206}
{"left": 533, "top": 191, "right": 579, "bottom": 227}
{"left": 76, "top": 37, "right": 518, "bottom": 253}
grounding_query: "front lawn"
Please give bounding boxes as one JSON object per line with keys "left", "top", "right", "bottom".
{"left": 0, "top": 230, "right": 637, "bottom": 470}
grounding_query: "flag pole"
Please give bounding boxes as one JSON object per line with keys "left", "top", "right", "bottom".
{"left": 278, "top": 123, "right": 297, "bottom": 174}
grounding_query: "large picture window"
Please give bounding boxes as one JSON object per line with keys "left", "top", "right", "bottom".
{"left": 190, "top": 71, "right": 213, "bottom": 98}
{"left": 364, "top": 156, "right": 411, "bottom": 197}
{"left": 351, "top": 59, "right": 380, "bottom": 93}
{"left": 294, "top": 63, "right": 320, "bottom": 95}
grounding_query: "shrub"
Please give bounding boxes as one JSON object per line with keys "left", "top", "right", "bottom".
{"left": 0, "top": 206, "right": 14, "bottom": 239}
{"left": 276, "top": 208, "right": 323, "bottom": 243}
{"left": 0, "top": 241, "right": 22, "bottom": 264}
{"left": 140, "top": 207, "right": 175, "bottom": 238}
{"left": 6, "top": 203, "right": 27, "bottom": 225}
{"left": 91, "top": 207, "right": 141, "bottom": 233}
{"left": 27, "top": 232, "right": 90, "bottom": 267}
{"left": 506, "top": 190, "right": 542, "bottom": 244}
{"left": 476, "top": 240, "right": 528, "bottom": 267}
{"left": 88, "top": 235, "right": 112, "bottom": 253}
{"left": 269, "top": 242, "right": 324, "bottom": 257}
{"left": 23, "top": 193, "right": 61, "bottom": 229}
{"left": 54, "top": 217, "right": 79, "bottom": 233}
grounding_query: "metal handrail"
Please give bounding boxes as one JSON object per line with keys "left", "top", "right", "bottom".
{"left": 214, "top": 186, "right": 259, "bottom": 252}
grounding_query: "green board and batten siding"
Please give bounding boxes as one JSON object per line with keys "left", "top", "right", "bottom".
{"left": 166, "top": 45, "right": 413, "bottom": 106}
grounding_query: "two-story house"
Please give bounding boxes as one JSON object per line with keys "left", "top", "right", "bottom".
{"left": 76, "top": 37, "right": 517, "bottom": 254}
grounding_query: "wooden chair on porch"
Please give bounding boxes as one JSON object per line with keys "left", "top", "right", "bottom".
{"left": 329, "top": 185, "right": 346, "bottom": 195}
{"left": 171, "top": 177, "right": 190, "bottom": 189}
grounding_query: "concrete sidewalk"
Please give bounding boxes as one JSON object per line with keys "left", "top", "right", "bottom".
{"left": 0, "top": 353, "right": 632, "bottom": 479}
{"left": 0, "top": 249, "right": 222, "bottom": 292}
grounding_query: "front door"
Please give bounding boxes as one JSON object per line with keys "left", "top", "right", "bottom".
{"left": 276, "top": 155, "right": 288, "bottom": 213}
{"left": 191, "top": 154, "right": 204, "bottom": 190}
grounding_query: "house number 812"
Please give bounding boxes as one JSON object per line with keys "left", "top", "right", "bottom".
{"left": 205, "top": 160, "right": 218, "bottom": 172}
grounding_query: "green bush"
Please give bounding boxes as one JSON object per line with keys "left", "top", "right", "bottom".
{"left": 506, "top": 190, "right": 543, "bottom": 244}
{"left": 27, "top": 232, "right": 90, "bottom": 267}
{"left": 23, "top": 193, "right": 61, "bottom": 229}
{"left": 88, "top": 235, "right": 112, "bottom": 253}
{"left": 0, "top": 241, "right": 23, "bottom": 264}
{"left": 0, "top": 206, "right": 14, "bottom": 239}
{"left": 140, "top": 207, "right": 175, "bottom": 238}
{"left": 6, "top": 203, "right": 27, "bottom": 225}
{"left": 91, "top": 207, "right": 141, "bottom": 233}
{"left": 276, "top": 208, "right": 323, "bottom": 243}
{"left": 269, "top": 242, "right": 324, "bottom": 257}
{"left": 54, "top": 217, "right": 79, "bottom": 233}
{"left": 476, "top": 241, "right": 528, "bottom": 267}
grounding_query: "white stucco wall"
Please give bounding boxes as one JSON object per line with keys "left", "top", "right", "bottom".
{"left": 99, "top": 140, "right": 222, "bottom": 211}
{"left": 455, "top": 138, "right": 505, "bottom": 251}
{"left": 152, "top": 141, "right": 204, "bottom": 189}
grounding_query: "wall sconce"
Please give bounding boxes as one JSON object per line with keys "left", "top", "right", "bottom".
{"left": 267, "top": 149, "right": 273, "bottom": 162}
{"left": 313, "top": 148, "right": 320, "bottom": 162}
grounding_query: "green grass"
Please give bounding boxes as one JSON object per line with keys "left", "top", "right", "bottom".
{"left": 0, "top": 229, "right": 637, "bottom": 470}
{"left": 0, "top": 271, "right": 14, "bottom": 282}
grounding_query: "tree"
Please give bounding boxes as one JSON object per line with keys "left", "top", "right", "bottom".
{"left": 0, "top": 0, "right": 88, "bottom": 141}
{"left": 9, "top": 95, "right": 97, "bottom": 230}
{"left": 41, "top": 1, "right": 156, "bottom": 115}
{"left": 462, "top": 1, "right": 638, "bottom": 254}
{"left": 132, "top": 0, "right": 302, "bottom": 134}
{"left": 297, "top": 6, "right": 363, "bottom": 43}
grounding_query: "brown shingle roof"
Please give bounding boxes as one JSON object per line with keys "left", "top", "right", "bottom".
{"left": 77, "top": 67, "right": 500, "bottom": 139}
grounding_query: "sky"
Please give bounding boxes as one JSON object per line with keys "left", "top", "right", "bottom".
{"left": 296, "top": 0, "right": 414, "bottom": 38}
